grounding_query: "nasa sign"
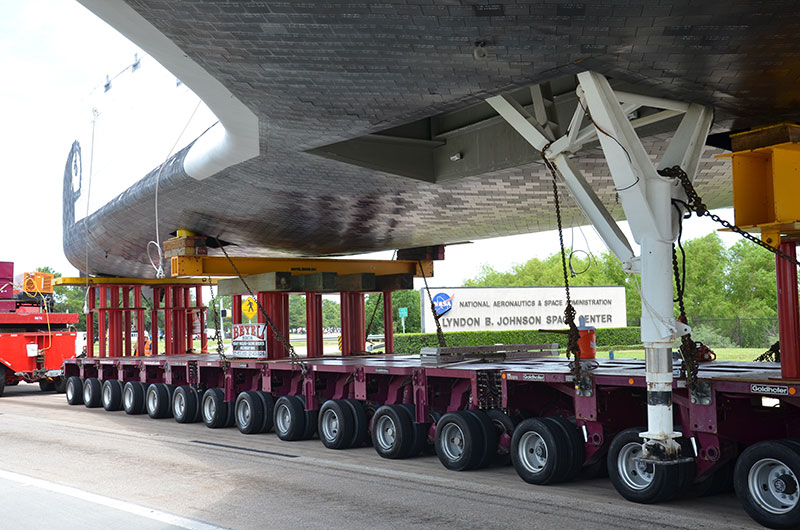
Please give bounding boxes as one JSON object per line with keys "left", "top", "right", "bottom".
{"left": 421, "top": 286, "right": 626, "bottom": 333}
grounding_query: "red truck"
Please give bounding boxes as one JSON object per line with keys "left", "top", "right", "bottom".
{"left": 0, "top": 263, "right": 79, "bottom": 396}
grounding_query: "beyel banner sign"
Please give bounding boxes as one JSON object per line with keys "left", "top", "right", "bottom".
{"left": 232, "top": 323, "right": 267, "bottom": 358}
{"left": 421, "top": 286, "right": 626, "bottom": 333}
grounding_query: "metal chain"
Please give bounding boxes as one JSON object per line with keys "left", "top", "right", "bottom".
{"left": 214, "top": 237, "right": 308, "bottom": 375}
{"left": 755, "top": 341, "right": 781, "bottom": 363}
{"left": 418, "top": 259, "right": 447, "bottom": 348}
{"left": 659, "top": 165, "right": 800, "bottom": 266}
{"left": 659, "top": 165, "right": 786, "bottom": 364}
{"left": 672, "top": 245, "right": 701, "bottom": 387}
{"left": 542, "top": 150, "right": 581, "bottom": 375}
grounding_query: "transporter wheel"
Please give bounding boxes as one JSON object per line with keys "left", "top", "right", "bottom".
{"left": 487, "top": 409, "right": 515, "bottom": 466}
{"left": 546, "top": 416, "right": 585, "bottom": 482}
{"left": 372, "top": 404, "right": 415, "bottom": 459}
{"left": 607, "top": 427, "right": 684, "bottom": 504}
{"left": 274, "top": 395, "right": 307, "bottom": 441}
{"left": 224, "top": 400, "right": 236, "bottom": 428}
{"left": 318, "top": 399, "right": 355, "bottom": 449}
{"left": 101, "top": 380, "right": 123, "bottom": 411}
{"left": 256, "top": 391, "right": 275, "bottom": 433}
{"left": 465, "top": 410, "right": 499, "bottom": 469}
{"left": 53, "top": 377, "right": 67, "bottom": 394}
{"left": 398, "top": 404, "right": 430, "bottom": 458}
{"left": 123, "top": 382, "right": 147, "bottom": 415}
{"left": 343, "top": 398, "right": 368, "bottom": 448}
{"left": 39, "top": 380, "right": 56, "bottom": 392}
{"left": 734, "top": 440, "right": 800, "bottom": 529}
{"left": 0, "top": 365, "right": 5, "bottom": 397}
{"left": 82, "top": 378, "right": 102, "bottom": 408}
{"left": 511, "top": 418, "right": 571, "bottom": 485}
{"left": 364, "top": 403, "right": 378, "bottom": 447}
{"left": 202, "top": 388, "right": 228, "bottom": 428}
{"left": 434, "top": 411, "right": 484, "bottom": 471}
{"left": 146, "top": 383, "right": 173, "bottom": 419}
{"left": 691, "top": 460, "right": 733, "bottom": 497}
{"left": 65, "top": 376, "right": 83, "bottom": 405}
{"left": 235, "top": 391, "right": 265, "bottom": 434}
{"left": 173, "top": 386, "right": 200, "bottom": 423}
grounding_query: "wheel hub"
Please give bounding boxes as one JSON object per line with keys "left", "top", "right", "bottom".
{"left": 774, "top": 474, "right": 798, "bottom": 495}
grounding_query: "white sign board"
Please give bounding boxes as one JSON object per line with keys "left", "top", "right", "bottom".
{"left": 421, "top": 286, "right": 626, "bottom": 333}
{"left": 232, "top": 323, "right": 267, "bottom": 358}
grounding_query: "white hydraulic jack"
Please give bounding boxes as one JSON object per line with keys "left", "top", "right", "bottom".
{"left": 487, "top": 71, "right": 714, "bottom": 461}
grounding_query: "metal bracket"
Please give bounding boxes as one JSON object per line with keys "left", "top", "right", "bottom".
{"left": 691, "top": 381, "right": 713, "bottom": 406}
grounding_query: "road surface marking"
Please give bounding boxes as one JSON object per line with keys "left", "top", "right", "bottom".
{"left": 0, "top": 469, "right": 227, "bottom": 530}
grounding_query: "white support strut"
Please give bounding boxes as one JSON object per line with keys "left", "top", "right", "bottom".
{"left": 488, "top": 71, "right": 713, "bottom": 460}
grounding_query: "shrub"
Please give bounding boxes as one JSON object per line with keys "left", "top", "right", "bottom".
{"left": 393, "top": 327, "right": 642, "bottom": 354}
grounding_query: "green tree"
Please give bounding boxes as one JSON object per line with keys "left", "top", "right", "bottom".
{"left": 393, "top": 290, "right": 421, "bottom": 333}
{"left": 322, "top": 299, "right": 340, "bottom": 329}
{"left": 288, "top": 294, "right": 305, "bottom": 329}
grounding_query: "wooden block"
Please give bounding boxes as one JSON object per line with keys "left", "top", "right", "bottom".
{"left": 217, "top": 272, "right": 292, "bottom": 295}
{"left": 336, "top": 273, "right": 375, "bottom": 291}
{"left": 731, "top": 123, "right": 800, "bottom": 152}
{"left": 291, "top": 272, "right": 338, "bottom": 292}
{"left": 375, "top": 273, "right": 413, "bottom": 291}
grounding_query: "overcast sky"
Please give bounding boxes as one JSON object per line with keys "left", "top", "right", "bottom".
{"left": 0, "top": 0, "right": 741, "bottom": 290}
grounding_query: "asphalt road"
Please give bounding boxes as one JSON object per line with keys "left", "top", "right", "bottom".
{"left": 0, "top": 383, "right": 760, "bottom": 530}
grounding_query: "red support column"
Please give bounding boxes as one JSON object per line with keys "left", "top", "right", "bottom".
{"left": 267, "top": 293, "right": 289, "bottom": 360}
{"left": 383, "top": 291, "right": 394, "bottom": 354}
{"left": 164, "top": 286, "right": 173, "bottom": 355}
{"left": 86, "top": 287, "right": 95, "bottom": 358}
{"left": 197, "top": 286, "right": 207, "bottom": 353}
{"left": 232, "top": 294, "right": 242, "bottom": 325}
{"left": 185, "top": 287, "right": 193, "bottom": 352}
{"left": 340, "top": 292, "right": 365, "bottom": 356}
{"left": 109, "top": 287, "right": 119, "bottom": 357}
{"left": 98, "top": 287, "right": 107, "bottom": 358}
{"left": 306, "top": 292, "right": 323, "bottom": 358}
{"left": 123, "top": 287, "right": 132, "bottom": 357}
{"left": 777, "top": 241, "right": 800, "bottom": 379}
{"left": 151, "top": 287, "right": 160, "bottom": 356}
{"left": 135, "top": 286, "right": 145, "bottom": 356}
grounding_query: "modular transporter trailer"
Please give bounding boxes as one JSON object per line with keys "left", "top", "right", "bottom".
{"left": 62, "top": 350, "right": 800, "bottom": 529}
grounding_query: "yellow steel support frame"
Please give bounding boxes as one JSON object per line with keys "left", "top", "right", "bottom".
{"left": 725, "top": 142, "right": 800, "bottom": 246}
{"left": 56, "top": 277, "right": 217, "bottom": 287}
{"left": 169, "top": 256, "right": 434, "bottom": 278}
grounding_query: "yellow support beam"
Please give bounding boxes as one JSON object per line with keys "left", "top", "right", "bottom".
{"left": 170, "top": 256, "right": 434, "bottom": 279}
{"left": 55, "top": 276, "right": 217, "bottom": 287}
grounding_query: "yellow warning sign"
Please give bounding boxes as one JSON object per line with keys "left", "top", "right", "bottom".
{"left": 242, "top": 296, "right": 257, "bottom": 320}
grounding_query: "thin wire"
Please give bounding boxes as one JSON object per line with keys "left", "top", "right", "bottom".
{"left": 148, "top": 99, "right": 202, "bottom": 278}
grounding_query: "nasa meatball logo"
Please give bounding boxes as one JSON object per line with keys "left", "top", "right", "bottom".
{"left": 432, "top": 292, "right": 454, "bottom": 316}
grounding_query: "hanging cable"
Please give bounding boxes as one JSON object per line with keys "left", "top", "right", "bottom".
{"left": 147, "top": 100, "right": 202, "bottom": 279}
{"left": 418, "top": 260, "right": 447, "bottom": 348}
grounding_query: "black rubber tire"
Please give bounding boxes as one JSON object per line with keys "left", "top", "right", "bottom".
{"left": 398, "top": 404, "right": 429, "bottom": 458}
{"left": 364, "top": 403, "right": 378, "bottom": 447}
{"left": 274, "top": 395, "right": 307, "bottom": 441}
{"left": 53, "top": 377, "right": 67, "bottom": 394}
{"left": 734, "top": 440, "right": 800, "bottom": 529}
{"left": 545, "top": 416, "right": 585, "bottom": 482}
{"left": 465, "top": 410, "right": 499, "bottom": 469}
{"left": 510, "top": 418, "right": 571, "bottom": 485}
{"left": 82, "top": 378, "right": 102, "bottom": 408}
{"left": 173, "top": 385, "right": 199, "bottom": 423}
{"left": 224, "top": 400, "right": 236, "bottom": 428}
{"left": 256, "top": 391, "right": 275, "bottom": 433}
{"left": 39, "top": 380, "right": 56, "bottom": 392}
{"left": 343, "top": 398, "right": 368, "bottom": 448}
{"left": 146, "top": 383, "right": 172, "bottom": 419}
{"left": 101, "top": 380, "right": 123, "bottom": 411}
{"left": 487, "top": 409, "right": 515, "bottom": 466}
{"left": 691, "top": 460, "right": 733, "bottom": 497}
{"left": 65, "top": 376, "right": 83, "bottom": 405}
{"left": 318, "top": 399, "right": 355, "bottom": 449}
{"left": 372, "top": 404, "right": 415, "bottom": 459}
{"left": 201, "top": 388, "right": 228, "bottom": 428}
{"left": 607, "top": 427, "right": 684, "bottom": 504}
{"left": 581, "top": 456, "right": 609, "bottom": 479}
{"left": 235, "top": 391, "right": 265, "bottom": 434}
{"left": 435, "top": 411, "right": 485, "bottom": 471}
{"left": 123, "top": 382, "right": 146, "bottom": 414}
{"left": 0, "top": 365, "right": 5, "bottom": 397}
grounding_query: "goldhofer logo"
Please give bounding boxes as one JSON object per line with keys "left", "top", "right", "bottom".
{"left": 750, "top": 384, "right": 789, "bottom": 395}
